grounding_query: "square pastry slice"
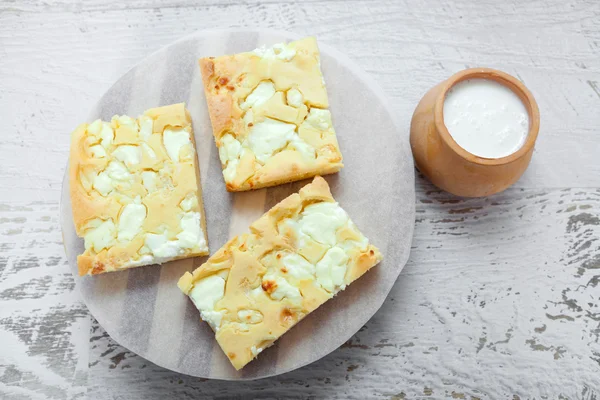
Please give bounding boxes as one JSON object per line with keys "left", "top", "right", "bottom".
{"left": 178, "top": 176, "right": 381, "bottom": 370}
{"left": 69, "top": 103, "right": 209, "bottom": 275}
{"left": 199, "top": 37, "right": 343, "bottom": 191}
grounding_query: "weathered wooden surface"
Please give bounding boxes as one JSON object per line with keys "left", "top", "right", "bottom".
{"left": 1, "top": 0, "right": 599, "bottom": 398}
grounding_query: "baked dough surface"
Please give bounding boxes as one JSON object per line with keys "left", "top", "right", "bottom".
{"left": 200, "top": 37, "right": 344, "bottom": 191}
{"left": 178, "top": 176, "right": 381, "bottom": 370}
{"left": 69, "top": 103, "right": 209, "bottom": 276}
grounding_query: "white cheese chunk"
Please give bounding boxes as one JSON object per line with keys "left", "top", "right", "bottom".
{"left": 84, "top": 219, "right": 116, "bottom": 253}
{"left": 87, "top": 119, "right": 103, "bottom": 136}
{"left": 117, "top": 200, "right": 146, "bottom": 241}
{"left": 250, "top": 285, "right": 265, "bottom": 299}
{"left": 141, "top": 171, "right": 157, "bottom": 193}
{"left": 93, "top": 172, "right": 113, "bottom": 196}
{"left": 117, "top": 115, "right": 138, "bottom": 130}
{"left": 138, "top": 116, "right": 153, "bottom": 141}
{"left": 123, "top": 255, "right": 155, "bottom": 268}
{"left": 141, "top": 143, "right": 156, "bottom": 159}
{"left": 157, "top": 164, "right": 174, "bottom": 190}
{"left": 263, "top": 274, "right": 302, "bottom": 303}
{"left": 238, "top": 309, "right": 264, "bottom": 324}
{"left": 143, "top": 205, "right": 209, "bottom": 263}
{"left": 189, "top": 274, "right": 227, "bottom": 331}
{"left": 289, "top": 136, "right": 316, "bottom": 160}
{"left": 105, "top": 160, "right": 131, "bottom": 181}
{"left": 278, "top": 218, "right": 308, "bottom": 248}
{"left": 250, "top": 346, "right": 263, "bottom": 357}
{"left": 286, "top": 88, "right": 304, "bottom": 108}
{"left": 200, "top": 311, "right": 225, "bottom": 331}
{"left": 240, "top": 81, "right": 276, "bottom": 110}
{"left": 305, "top": 108, "right": 332, "bottom": 130}
{"left": 281, "top": 253, "right": 315, "bottom": 281}
{"left": 231, "top": 322, "right": 250, "bottom": 332}
{"left": 176, "top": 211, "right": 207, "bottom": 251}
{"left": 87, "top": 119, "right": 114, "bottom": 149}
{"left": 253, "top": 42, "right": 296, "bottom": 61}
{"left": 243, "top": 109, "right": 254, "bottom": 127}
{"left": 223, "top": 159, "right": 239, "bottom": 183}
{"left": 144, "top": 232, "right": 184, "bottom": 261}
{"left": 163, "top": 128, "right": 191, "bottom": 161}
{"left": 99, "top": 122, "right": 114, "bottom": 148}
{"left": 315, "top": 246, "right": 349, "bottom": 293}
{"left": 180, "top": 194, "right": 198, "bottom": 212}
{"left": 89, "top": 145, "right": 107, "bottom": 158}
{"left": 112, "top": 145, "right": 142, "bottom": 167}
{"left": 139, "top": 245, "right": 150, "bottom": 255}
{"left": 87, "top": 120, "right": 115, "bottom": 149}
{"left": 218, "top": 134, "right": 242, "bottom": 165}
{"left": 248, "top": 118, "right": 296, "bottom": 163}
{"left": 297, "top": 202, "right": 348, "bottom": 246}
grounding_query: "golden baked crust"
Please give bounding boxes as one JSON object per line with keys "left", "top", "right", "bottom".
{"left": 199, "top": 37, "right": 344, "bottom": 191}
{"left": 69, "top": 103, "right": 209, "bottom": 276}
{"left": 178, "top": 176, "right": 382, "bottom": 370}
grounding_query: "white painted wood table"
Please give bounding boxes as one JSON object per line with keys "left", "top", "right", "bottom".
{"left": 1, "top": 1, "right": 599, "bottom": 398}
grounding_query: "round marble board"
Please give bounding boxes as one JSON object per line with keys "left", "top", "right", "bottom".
{"left": 60, "top": 29, "right": 415, "bottom": 380}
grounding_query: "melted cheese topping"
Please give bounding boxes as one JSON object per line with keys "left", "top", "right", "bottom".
{"left": 69, "top": 103, "right": 209, "bottom": 275}
{"left": 178, "top": 176, "right": 382, "bottom": 370}
{"left": 202, "top": 37, "right": 343, "bottom": 191}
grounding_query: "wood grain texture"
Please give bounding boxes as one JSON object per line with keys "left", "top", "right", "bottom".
{"left": 1, "top": 0, "right": 599, "bottom": 398}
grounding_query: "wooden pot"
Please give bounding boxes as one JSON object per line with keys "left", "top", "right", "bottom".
{"left": 410, "top": 68, "right": 540, "bottom": 197}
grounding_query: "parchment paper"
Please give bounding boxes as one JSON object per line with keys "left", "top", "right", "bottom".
{"left": 60, "top": 29, "right": 415, "bottom": 380}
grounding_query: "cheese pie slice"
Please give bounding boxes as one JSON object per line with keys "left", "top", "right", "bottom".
{"left": 178, "top": 176, "right": 381, "bottom": 370}
{"left": 200, "top": 37, "right": 344, "bottom": 191}
{"left": 69, "top": 103, "right": 209, "bottom": 275}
